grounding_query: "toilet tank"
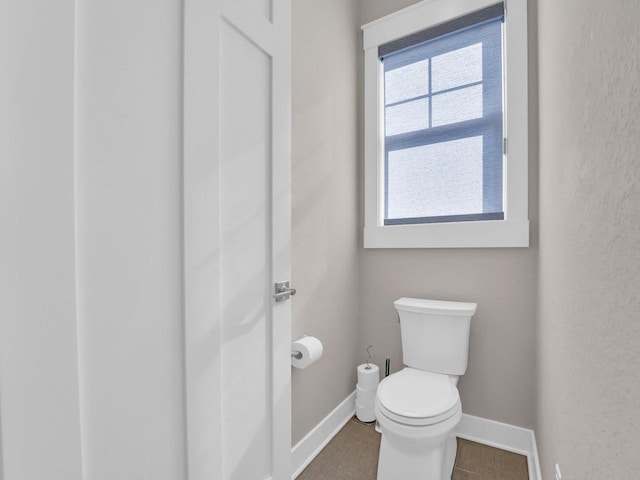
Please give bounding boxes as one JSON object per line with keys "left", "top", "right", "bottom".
{"left": 395, "top": 297, "right": 477, "bottom": 375}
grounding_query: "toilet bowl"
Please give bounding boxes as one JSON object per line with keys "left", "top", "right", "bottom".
{"left": 375, "top": 367, "right": 461, "bottom": 480}
{"left": 375, "top": 298, "right": 477, "bottom": 480}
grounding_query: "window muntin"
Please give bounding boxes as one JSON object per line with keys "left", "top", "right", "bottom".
{"left": 381, "top": 14, "right": 504, "bottom": 226}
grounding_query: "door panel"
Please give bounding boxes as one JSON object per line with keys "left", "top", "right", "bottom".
{"left": 183, "top": 1, "right": 291, "bottom": 479}
{"left": 232, "top": 0, "right": 273, "bottom": 22}
{"left": 220, "top": 19, "right": 273, "bottom": 480}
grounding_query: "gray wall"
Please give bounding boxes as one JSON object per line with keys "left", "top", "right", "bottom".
{"left": 291, "top": 0, "right": 361, "bottom": 445}
{"left": 292, "top": 0, "right": 539, "bottom": 444}
{"left": 537, "top": 0, "right": 640, "bottom": 477}
{"left": 357, "top": 0, "right": 539, "bottom": 429}
{"left": 358, "top": 0, "right": 419, "bottom": 24}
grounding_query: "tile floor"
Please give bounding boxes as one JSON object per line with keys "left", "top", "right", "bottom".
{"left": 297, "top": 417, "right": 529, "bottom": 480}
{"left": 452, "top": 437, "right": 529, "bottom": 480}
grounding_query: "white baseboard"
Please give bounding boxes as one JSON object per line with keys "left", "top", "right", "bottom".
{"left": 291, "top": 391, "right": 356, "bottom": 479}
{"left": 290, "top": 395, "right": 541, "bottom": 480}
{"left": 456, "top": 414, "right": 542, "bottom": 480}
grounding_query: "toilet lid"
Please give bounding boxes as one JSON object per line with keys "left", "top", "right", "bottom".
{"left": 377, "top": 368, "right": 459, "bottom": 422}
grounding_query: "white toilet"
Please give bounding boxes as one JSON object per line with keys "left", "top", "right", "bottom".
{"left": 375, "top": 297, "right": 477, "bottom": 480}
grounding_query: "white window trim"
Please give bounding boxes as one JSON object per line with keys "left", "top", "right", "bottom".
{"left": 362, "top": 0, "right": 529, "bottom": 249}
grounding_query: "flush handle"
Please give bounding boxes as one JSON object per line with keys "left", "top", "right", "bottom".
{"left": 273, "top": 281, "right": 296, "bottom": 303}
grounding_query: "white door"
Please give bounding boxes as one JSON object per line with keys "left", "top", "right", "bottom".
{"left": 183, "top": 1, "right": 292, "bottom": 479}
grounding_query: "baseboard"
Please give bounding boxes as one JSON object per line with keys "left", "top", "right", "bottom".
{"left": 291, "top": 390, "right": 356, "bottom": 479}
{"left": 456, "top": 414, "right": 542, "bottom": 480}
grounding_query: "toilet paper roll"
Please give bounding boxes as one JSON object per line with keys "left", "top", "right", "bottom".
{"left": 356, "top": 384, "right": 377, "bottom": 408}
{"left": 291, "top": 336, "right": 323, "bottom": 369}
{"left": 355, "top": 402, "right": 376, "bottom": 423}
{"left": 357, "top": 363, "right": 380, "bottom": 390}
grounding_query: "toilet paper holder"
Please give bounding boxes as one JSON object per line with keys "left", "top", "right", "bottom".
{"left": 290, "top": 336, "right": 323, "bottom": 369}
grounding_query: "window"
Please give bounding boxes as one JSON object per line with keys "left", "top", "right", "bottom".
{"left": 383, "top": 7, "right": 503, "bottom": 225}
{"left": 363, "top": 0, "right": 529, "bottom": 248}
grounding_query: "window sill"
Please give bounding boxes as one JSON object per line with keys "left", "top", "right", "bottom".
{"left": 363, "top": 219, "right": 529, "bottom": 249}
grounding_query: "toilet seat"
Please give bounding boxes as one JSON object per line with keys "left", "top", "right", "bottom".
{"left": 376, "top": 368, "right": 460, "bottom": 427}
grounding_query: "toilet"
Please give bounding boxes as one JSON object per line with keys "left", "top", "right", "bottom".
{"left": 375, "top": 297, "right": 477, "bottom": 480}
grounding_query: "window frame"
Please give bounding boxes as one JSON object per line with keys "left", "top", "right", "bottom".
{"left": 362, "top": 0, "right": 529, "bottom": 248}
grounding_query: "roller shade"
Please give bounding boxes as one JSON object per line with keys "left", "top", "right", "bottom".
{"left": 381, "top": 4, "right": 505, "bottom": 226}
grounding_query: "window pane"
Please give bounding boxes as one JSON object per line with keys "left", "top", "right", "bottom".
{"left": 386, "top": 137, "right": 484, "bottom": 220}
{"left": 431, "top": 43, "right": 482, "bottom": 92}
{"left": 385, "top": 59, "right": 430, "bottom": 105}
{"left": 385, "top": 98, "right": 429, "bottom": 136}
{"left": 432, "top": 84, "right": 483, "bottom": 127}
{"left": 380, "top": 17, "right": 504, "bottom": 225}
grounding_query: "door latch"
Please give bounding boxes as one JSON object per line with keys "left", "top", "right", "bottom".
{"left": 273, "top": 281, "right": 296, "bottom": 303}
